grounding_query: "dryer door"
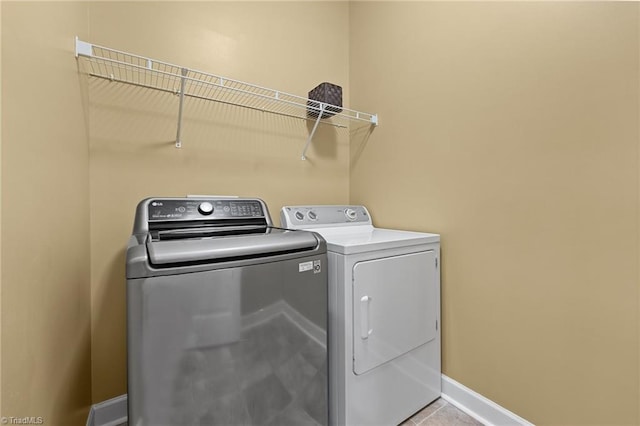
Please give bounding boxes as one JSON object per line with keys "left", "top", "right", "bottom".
{"left": 352, "top": 250, "right": 437, "bottom": 375}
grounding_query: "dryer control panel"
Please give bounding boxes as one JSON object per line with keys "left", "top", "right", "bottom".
{"left": 281, "top": 205, "right": 371, "bottom": 228}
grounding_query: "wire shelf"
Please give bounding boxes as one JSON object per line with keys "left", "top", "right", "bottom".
{"left": 75, "top": 38, "right": 377, "bottom": 158}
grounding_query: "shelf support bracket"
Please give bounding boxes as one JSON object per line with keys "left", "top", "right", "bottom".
{"left": 175, "top": 67, "right": 188, "bottom": 148}
{"left": 301, "top": 104, "right": 325, "bottom": 161}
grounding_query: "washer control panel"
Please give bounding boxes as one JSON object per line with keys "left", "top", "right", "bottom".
{"left": 281, "top": 205, "right": 371, "bottom": 228}
{"left": 148, "top": 199, "right": 264, "bottom": 221}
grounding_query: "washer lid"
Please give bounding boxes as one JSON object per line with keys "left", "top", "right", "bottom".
{"left": 312, "top": 225, "right": 439, "bottom": 255}
{"left": 146, "top": 228, "right": 321, "bottom": 265}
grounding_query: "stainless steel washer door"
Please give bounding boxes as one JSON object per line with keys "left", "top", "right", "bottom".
{"left": 127, "top": 255, "right": 328, "bottom": 426}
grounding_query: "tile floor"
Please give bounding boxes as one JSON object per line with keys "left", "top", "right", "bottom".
{"left": 402, "top": 398, "right": 483, "bottom": 426}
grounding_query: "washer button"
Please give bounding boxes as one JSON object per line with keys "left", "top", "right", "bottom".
{"left": 198, "top": 202, "right": 214, "bottom": 215}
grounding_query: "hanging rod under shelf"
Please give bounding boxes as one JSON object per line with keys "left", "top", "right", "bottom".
{"left": 75, "top": 37, "right": 378, "bottom": 157}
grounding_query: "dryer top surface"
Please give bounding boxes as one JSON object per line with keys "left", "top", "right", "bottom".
{"left": 309, "top": 225, "right": 439, "bottom": 255}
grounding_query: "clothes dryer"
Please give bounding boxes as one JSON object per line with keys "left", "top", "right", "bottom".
{"left": 281, "top": 205, "right": 441, "bottom": 426}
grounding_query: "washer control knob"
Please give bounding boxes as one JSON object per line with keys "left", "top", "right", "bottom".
{"left": 308, "top": 211, "right": 317, "bottom": 221}
{"left": 198, "top": 202, "right": 214, "bottom": 215}
{"left": 295, "top": 211, "right": 305, "bottom": 221}
{"left": 345, "top": 208, "right": 357, "bottom": 221}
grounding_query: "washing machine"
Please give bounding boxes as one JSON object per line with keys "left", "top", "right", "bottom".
{"left": 126, "top": 197, "right": 329, "bottom": 426}
{"left": 281, "top": 205, "right": 441, "bottom": 426}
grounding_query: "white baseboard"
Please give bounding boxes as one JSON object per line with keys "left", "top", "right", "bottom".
{"left": 441, "top": 374, "right": 534, "bottom": 426}
{"left": 86, "top": 394, "right": 127, "bottom": 426}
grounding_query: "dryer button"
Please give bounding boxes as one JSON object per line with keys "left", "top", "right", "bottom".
{"left": 345, "top": 208, "right": 357, "bottom": 221}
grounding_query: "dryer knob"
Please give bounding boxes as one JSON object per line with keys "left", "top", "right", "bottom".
{"left": 198, "top": 202, "right": 214, "bottom": 215}
{"left": 308, "top": 211, "right": 318, "bottom": 221}
{"left": 295, "top": 211, "right": 305, "bottom": 221}
{"left": 345, "top": 208, "right": 357, "bottom": 221}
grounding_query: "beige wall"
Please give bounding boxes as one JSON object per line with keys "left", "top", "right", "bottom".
{"left": 2, "top": 2, "right": 640, "bottom": 424}
{"left": 85, "top": 1, "right": 350, "bottom": 402}
{"left": 350, "top": 2, "right": 639, "bottom": 425}
{"left": 1, "top": 2, "right": 91, "bottom": 425}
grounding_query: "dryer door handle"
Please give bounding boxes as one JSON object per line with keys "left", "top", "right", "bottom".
{"left": 360, "top": 296, "right": 373, "bottom": 340}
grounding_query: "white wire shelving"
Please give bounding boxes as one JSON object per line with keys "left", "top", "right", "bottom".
{"left": 75, "top": 37, "right": 378, "bottom": 159}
